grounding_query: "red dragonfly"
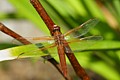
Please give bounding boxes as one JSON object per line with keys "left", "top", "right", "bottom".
{"left": 13, "top": 18, "right": 102, "bottom": 77}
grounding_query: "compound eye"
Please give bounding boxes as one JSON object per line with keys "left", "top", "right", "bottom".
{"left": 53, "top": 25, "right": 60, "bottom": 32}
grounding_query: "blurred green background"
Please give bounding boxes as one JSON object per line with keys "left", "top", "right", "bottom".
{"left": 0, "top": 0, "right": 120, "bottom": 80}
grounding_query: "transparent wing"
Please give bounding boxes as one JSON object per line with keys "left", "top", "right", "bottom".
{"left": 11, "top": 36, "right": 58, "bottom": 60}
{"left": 34, "top": 43, "right": 58, "bottom": 61}
{"left": 64, "top": 18, "right": 99, "bottom": 38}
{"left": 12, "top": 36, "right": 54, "bottom": 45}
{"left": 65, "top": 36, "right": 103, "bottom": 53}
{"left": 14, "top": 43, "right": 58, "bottom": 60}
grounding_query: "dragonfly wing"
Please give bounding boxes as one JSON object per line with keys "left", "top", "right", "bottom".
{"left": 64, "top": 18, "right": 99, "bottom": 38}
{"left": 12, "top": 36, "right": 54, "bottom": 45}
{"left": 14, "top": 43, "right": 58, "bottom": 60}
{"left": 35, "top": 44, "right": 58, "bottom": 60}
{"left": 78, "top": 36, "right": 103, "bottom": 41}
{"left": 11, "top": 36, "right": 58, "bottom": 60}
{"left": 66, "top": 36, "right": 103, "bottom": 53}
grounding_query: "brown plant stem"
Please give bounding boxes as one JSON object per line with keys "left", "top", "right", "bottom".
{"left": 65, "top": 45, "right": 90, "bottom": 80}
{"left": 30, "top": 0, "right": 90, "bottom": 80}
{"left": 30, "top": 0, "right": 55, "bottom": 35}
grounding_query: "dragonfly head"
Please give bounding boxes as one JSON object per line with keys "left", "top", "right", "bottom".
{"left": 51, "top": 25, "right": 61, "bottom": 35}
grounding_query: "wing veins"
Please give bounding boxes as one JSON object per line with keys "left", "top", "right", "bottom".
{"left": 64, "top": 18, "right": 99, "bottom": 37}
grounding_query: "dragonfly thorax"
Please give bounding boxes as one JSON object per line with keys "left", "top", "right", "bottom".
{"left": 54, "top": 34, "right": 66, "bottom": 45}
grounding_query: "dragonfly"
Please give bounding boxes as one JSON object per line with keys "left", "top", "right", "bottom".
{"left": 12, "top": 18, "right": 102, "bottom": 77}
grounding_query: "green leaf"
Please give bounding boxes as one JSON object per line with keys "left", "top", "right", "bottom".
{"left": 0, "top": 44, "right": 48, "bottom": 62}
{"left": 70, "top": 40, "right": 120, "bottom": 52}
{"left": 0, "top": 40, "right": 120, "bottom": 61}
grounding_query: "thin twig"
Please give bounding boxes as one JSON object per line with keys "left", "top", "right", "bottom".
{"left": 30, "top": 0, "right": 72, "bottom": 79}
{"left": 30, "top": 0, "right": 90, "bottom": 80}
{"left": 30, "top": 0, "right": 55, "bottom": 35}
{"left": 0, "top": 23, "right": 30, "bottom": 44}
{"left": 65, "top": 45, "right": 90, "bottom": 80}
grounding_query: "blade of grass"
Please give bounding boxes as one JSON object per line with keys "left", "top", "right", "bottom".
{"left": 0, "top": 44, "right": 47, "bottom": 61}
